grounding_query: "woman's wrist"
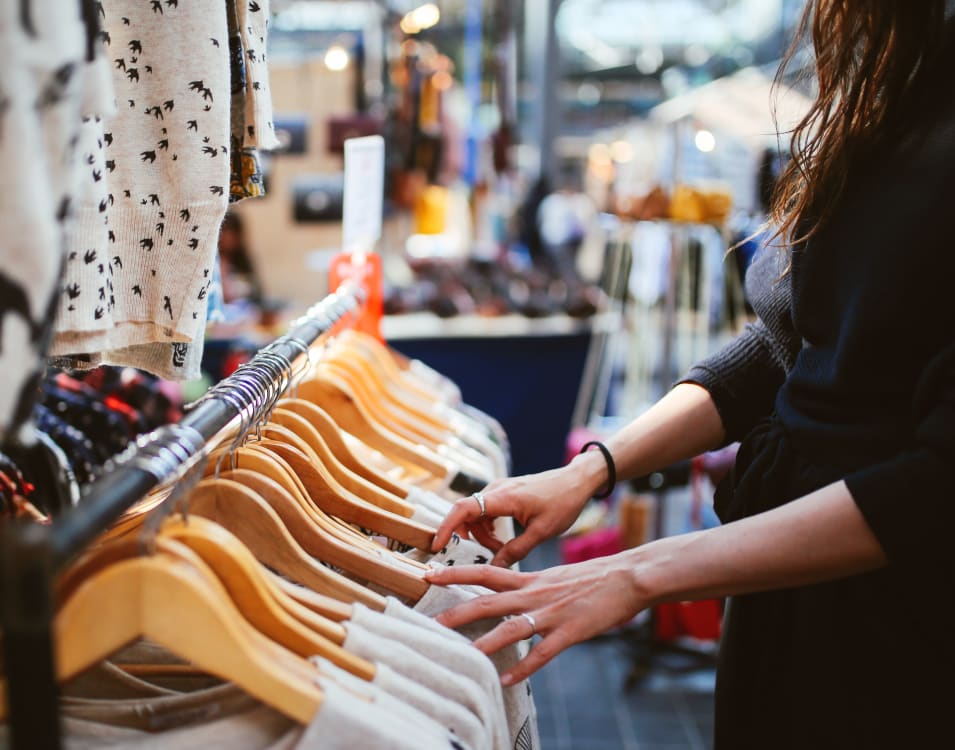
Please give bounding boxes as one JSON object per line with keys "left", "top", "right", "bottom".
{"left": 625, "top": 531, "right": 708, "bottom": 607}
{"left": 568, "top": 449, "right": 611, "bottom": 499}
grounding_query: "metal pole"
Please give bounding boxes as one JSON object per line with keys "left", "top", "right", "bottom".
{"left": 523, "top": 0, "right": 562, "bottom": 181}
{"left": 1, "top": 524, "right": 61, "bottom": 750}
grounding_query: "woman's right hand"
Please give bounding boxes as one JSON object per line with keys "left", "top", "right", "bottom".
{"left": 431, "top": 453, "right": 606, "bottom": 567}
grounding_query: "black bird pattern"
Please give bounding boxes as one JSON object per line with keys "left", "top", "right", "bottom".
{"left": 188, "top": 80, "right": 214, "bottom": 102}
{"left": 140, "top": 150, "right": 156, "bottom": 163}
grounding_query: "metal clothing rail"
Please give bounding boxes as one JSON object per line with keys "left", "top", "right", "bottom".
{"left": 0, "top": 282, "right": 364, "bottom": 750}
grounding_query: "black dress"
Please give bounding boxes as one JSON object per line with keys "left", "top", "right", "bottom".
{"left": 683, "top": 30, "right": 955, "bottom": 749}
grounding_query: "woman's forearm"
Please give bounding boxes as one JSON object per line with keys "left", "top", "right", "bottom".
{"left": 569, "top": 382, "right": 727, "bottom": 495}
{"left": 633, "top": 480, "right": 888, "bottom": 605}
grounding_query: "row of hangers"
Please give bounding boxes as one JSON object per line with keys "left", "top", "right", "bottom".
{"left": 0, "top": 325, "right": 500, "bottom": 728}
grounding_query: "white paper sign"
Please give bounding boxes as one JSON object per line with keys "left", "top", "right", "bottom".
{"left": 342, "top": 135, "right": 385, "bottom": 253}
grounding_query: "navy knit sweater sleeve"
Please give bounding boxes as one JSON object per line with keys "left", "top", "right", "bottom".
{"left": 681, "top": 247, "right": 800, "bottom": 444}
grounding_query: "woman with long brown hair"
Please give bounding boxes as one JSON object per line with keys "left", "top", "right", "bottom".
{"left": 424, "top": 2, "right": 955, "bottom": 746}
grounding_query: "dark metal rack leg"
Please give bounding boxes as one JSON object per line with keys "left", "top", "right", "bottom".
{"left": 1, "top": 523, "right": 61, "bottom": 750}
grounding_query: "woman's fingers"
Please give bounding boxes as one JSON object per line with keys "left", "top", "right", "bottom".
{"left": 425, "top": 563, "right": 526, "bottom": 593}
{"left": 432, "top": 587, "right": 541, "bottom": 629}
{"left": 468, "top": 519, "right": 505, "bottom": 554}
{"left": 472, "top": 611, "right": 540, "bottom": 655}
{"left": 490, "top": 529, "right": 541, "bottom": 567}
{"left": 432, "top": 496, "right": 482, "bottom": 551}
{"left": 501, "top": 629, "right": 576, "bottom": 685}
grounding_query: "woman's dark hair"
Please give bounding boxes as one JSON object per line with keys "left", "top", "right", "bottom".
{"left": 770, "top": 0, "right": 951, "bottom": 248}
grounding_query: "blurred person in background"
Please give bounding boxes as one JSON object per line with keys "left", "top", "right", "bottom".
{"left": 218, "top": 211, "right": 262, "bottom": 305}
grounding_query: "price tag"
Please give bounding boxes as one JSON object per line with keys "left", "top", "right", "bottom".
{"left": 342, "top": 135, "right": 385, "bottom": 253}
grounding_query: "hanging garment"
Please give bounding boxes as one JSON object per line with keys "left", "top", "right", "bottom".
{"left": 226, "top": 0, "right": 264, "bottom": 202}
{"left": 0, "top": 0, "right": 111, "bottom": 445}
{"left": 236, "top": 0, "right": 277, "bottom": 150}
{"left": 51, "top": 0, "right": 231, "bottom": 378}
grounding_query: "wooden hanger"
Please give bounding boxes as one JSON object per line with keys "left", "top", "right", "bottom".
{"left": 295, "top": 373, "right": 453, "bottom": 480}
{"left": 259, "top": 437, "right": 435, "bottom": 550}
{"left": 235, "top": 442, "right": 432, "bottom": 595}
{"left": 213, "top": 469, "right": 355, "bottom": 621}
{"left": 185, "top": 476, "right": 386, "bottom": 611}
{"left": 257, "top": 420, "right": 413, "bottom": 520}
{"left": 269, "top": 406, "right": 412, "bottom": 516}
{"left": 335, "top": 330, "right": 449, "bottom": 406}
{"left": 57, "top": 517, "right": 371, "bottom": 680}
{"left": 277, "top": 398, "right": 412, "bottom": 499}
{"left": 327, "top": 335, "right": 446, "bottom": 415}
{"left": 235, "top": 443, "right": 383, "bottom": 554}
{"left": 267, "top": 570, "right": 349, "bottom": 623}
{"left": 190, "top": 472, "right": 422, "bottom": 605}
{"left": 322, "top": 347, "right": 454, "bottom": 439}
{"left": 160, "top": 517, "right": 375, "bottom": 680}
{"left": 51, "top": 537, "right": 325, "bottom": 724}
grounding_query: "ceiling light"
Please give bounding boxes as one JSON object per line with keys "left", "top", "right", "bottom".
{"left": 324, "top": 45, "right": 350, "bottom": 71}
{"left": 695, "top": 129, "right": 716, "bottom": 153}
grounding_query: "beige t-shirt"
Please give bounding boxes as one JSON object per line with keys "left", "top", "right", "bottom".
{"left": 343, "top": 621, "right": 509, "bottom": 750}
{"left": 414, "top": 574, "right": 541, "bottom": 750}
{"left": 312, "top": 655, "right": 482, "bottom": 750}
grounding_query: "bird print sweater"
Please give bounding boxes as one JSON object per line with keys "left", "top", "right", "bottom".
{"left": 51, "top": 0, "right": 230, "bottom": 369}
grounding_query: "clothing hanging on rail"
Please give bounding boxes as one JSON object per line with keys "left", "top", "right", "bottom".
{"left": 50, "top": 0, "right": 232, "bottom": 376}
{"left": 1, "top": 307, "right": 541, "bottom": 750}
{"left": 0, "top": 0, "right": 113, "bottom": 445}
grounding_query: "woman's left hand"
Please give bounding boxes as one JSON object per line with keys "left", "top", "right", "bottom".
{"left": 423, "top": 552, "right": 654, "bottom": 685}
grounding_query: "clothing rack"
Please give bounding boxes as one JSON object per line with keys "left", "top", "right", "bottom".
{"left": 0, "top": 282, "right": 365, "bottom": 750}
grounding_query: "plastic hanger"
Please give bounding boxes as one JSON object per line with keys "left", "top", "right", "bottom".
{"left": 51, "top": 536, "right": 325, "bottom": 724}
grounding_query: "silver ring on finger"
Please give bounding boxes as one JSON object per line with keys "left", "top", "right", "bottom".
{"left": 520, "top": 612, "right": 537, "bottom": 637}
{"left": 472, "top": 492, "right": 487, "bottom": 518}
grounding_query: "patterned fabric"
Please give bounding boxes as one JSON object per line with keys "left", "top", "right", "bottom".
{"left": 50, "top": 0, "right": 231, "bottom": 379}
{"left": 0, "top": 0, "right": 111, "bottom": 446}
{"left": 237, "top": 0, "right": 277, "bottom": 149}
{"left": 227, "top": 0, "right": 264, "bottom": 203}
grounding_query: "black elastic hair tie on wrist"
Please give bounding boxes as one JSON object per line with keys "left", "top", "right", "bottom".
{"left": 579, "top": 441, "right": 616, "bottom": 499}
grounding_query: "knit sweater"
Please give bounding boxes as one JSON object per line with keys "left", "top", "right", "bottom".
{"left": 684, "top": 50, "right": 955, "bottom": 568}
{"left": 51, "top": 0, "right": 230, "bottom": 360}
